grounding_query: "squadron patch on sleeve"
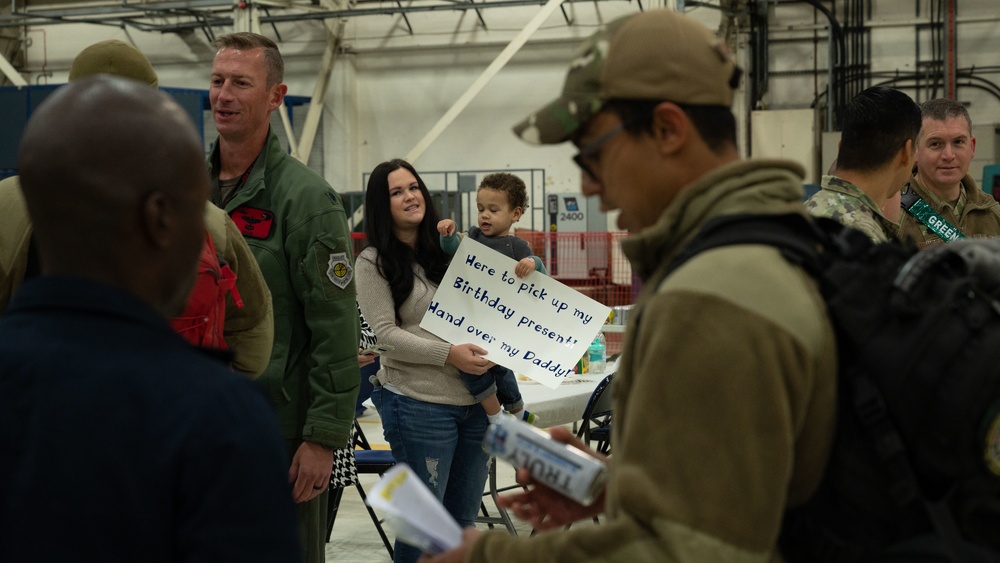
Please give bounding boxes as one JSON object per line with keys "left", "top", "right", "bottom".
{"left": 327, "top": 252, "right": 353, "bottom": 289}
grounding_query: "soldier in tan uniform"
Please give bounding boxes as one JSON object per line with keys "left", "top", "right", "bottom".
{"left": 427, "top": 9, "right": 838, "bottom": 562}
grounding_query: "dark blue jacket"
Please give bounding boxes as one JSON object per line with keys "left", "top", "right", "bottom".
{"left": 0, "top": 276, "right": 302, "bottom": 562}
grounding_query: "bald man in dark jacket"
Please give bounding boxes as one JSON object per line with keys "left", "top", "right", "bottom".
{"left": 0, "top": 76, "right": 302, "bottom": 563}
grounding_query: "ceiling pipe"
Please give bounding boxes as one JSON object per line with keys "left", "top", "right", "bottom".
{"left": 0, "top": 0, "right": 618, "bottom": 29}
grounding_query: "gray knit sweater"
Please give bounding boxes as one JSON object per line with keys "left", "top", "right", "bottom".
{"left": 355, "top": 246, "right": 476, "bottom": 405}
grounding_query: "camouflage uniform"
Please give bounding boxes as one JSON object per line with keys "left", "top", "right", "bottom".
{"left": 898, "top": 174, "right": 1000, "bottom": 247}
{"left": 806, "top": 175, "right": 899, "bottom": 243}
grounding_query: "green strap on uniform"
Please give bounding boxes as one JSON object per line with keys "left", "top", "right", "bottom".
{"left": 901, "top": 191, "right": 965, "bottom": 242}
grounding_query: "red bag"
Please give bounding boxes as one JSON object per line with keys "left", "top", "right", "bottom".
{"left": 169, "top": 230, "right": 242, "bottom": 350}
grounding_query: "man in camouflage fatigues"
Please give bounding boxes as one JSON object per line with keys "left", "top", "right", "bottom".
{"left": 807, "top": 175, "right": 900, "bottom": 243}
{"left": 898, "top": 98, "right": 1000, "bottom": 247}
{"left": 806, "top": 86, "right": 921, "bottom": 243}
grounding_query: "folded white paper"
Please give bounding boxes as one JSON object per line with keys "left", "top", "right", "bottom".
{"left": 366, "top": 464, "right": 463, "bottom": 554}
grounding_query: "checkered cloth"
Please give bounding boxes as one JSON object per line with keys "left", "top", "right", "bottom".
{"left": 330, "top": 303, "right": 376, "bottom": 489}
{"left": 358, "top": 303, "right": 378, "bottom": 350}
{"left": 330, "top": 431, "right": 358, "bottom": 488}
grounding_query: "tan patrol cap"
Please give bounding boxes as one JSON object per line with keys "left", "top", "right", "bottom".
{"left": 513, "top": 9, "right": 741, "bottom": 145}
{"left": 68, "top": 39, "right": 159, "bottom": 87}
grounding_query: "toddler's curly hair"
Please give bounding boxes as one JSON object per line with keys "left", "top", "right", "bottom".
{"left": 479, "top": 172, "right": 528, "bottom": 211}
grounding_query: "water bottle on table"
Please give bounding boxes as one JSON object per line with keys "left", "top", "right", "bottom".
{"left": 588, "top": 333, "right": 606, "bottom": 374}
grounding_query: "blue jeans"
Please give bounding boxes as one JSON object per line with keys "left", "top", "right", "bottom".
{"left": 372, "top": 386, "right": 490, "bottom": 563}
{"left": 459, "top": 365, "right": 525, "bottom": 412}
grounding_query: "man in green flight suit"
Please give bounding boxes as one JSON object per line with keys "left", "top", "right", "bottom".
{"left": 206, "top": 32, "right": 360, "bottom": 563}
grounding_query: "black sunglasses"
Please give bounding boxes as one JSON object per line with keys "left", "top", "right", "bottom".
{"left": 572, "top": 122, "right": 626, "bottom": 180}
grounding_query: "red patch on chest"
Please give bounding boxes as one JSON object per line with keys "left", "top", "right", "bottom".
{"left": 231, "top": 206, "right": 274, "bottom": 239}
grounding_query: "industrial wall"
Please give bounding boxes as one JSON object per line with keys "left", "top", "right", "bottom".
{"left": 10, "top": 0, "right": 1000, "bottom": 228}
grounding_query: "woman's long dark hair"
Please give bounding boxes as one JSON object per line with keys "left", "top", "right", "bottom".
{"left": 364, "top": 159, "right": 451, "bottom": 324}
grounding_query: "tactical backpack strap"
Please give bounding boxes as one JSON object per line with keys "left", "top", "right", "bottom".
{"left": 899, "top": 188, "right": 919, "bottom": 211}
{"left": 664, "top": 213, "right": 862, "bottom": 281}
{"left": 24, "top": 235, "right": 41, "bottom": 280}
{"left": 852, "top": 369, "right": 999, "bottom": 563}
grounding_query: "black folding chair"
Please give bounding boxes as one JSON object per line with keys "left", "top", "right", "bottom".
{"left": 475, "top": 458, "right": 521, "bottom": 535}
{"left": 561, "top": 372, "right": 614, "bottom": 528}
{"left": 326, "top": 419, "right": 396, "bottom": 558}
{"left": 576, "top": 373, "right": 614, "bottom": 455}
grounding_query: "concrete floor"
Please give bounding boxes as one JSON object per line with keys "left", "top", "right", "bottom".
{"left": 323, "top": 408, "right": 596, "bottom": 562}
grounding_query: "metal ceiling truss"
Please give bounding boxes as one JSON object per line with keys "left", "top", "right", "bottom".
{"left": 0, "top": 0, "right": 627, "bottom": 31}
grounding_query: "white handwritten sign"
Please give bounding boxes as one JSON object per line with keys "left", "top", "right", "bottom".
{"left": 420, "top": 236, "right": 611, "bottom": 389}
